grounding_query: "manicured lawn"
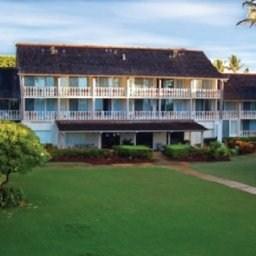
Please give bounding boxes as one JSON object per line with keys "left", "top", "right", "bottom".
{"left": 1, "top": 164, "right": 256, "bottom": 256}
{"left": 193, "top": 154, "right": 256, "bottom": 186}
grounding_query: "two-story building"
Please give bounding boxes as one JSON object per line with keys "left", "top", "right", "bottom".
{"left": 15, "top": 43, "right": 226, "bottom": 149}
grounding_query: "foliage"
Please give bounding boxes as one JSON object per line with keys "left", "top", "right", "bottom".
{"left": 114, "top": 145, "right": 153, "bottom": 160}
{"left": 48, "top": 147, "right": 111, "bottom": 160}
{"left": 0, "top": 121, "right": 49, "bottom": 192}
{"left": 212, "top": 55, "right": 249, "bottom": 73}
{"left": 0, "top": 186, "right": 24, "bottom": 208}
{"left": 213, "top": 59, "right": 225, "bottom": 73}
{"left": 164, "top": 144, "right": 192, "bottom": 159}
{"left": 0, "top": 56, "right": 16, "bottom": 68}
{"left": 226, "top": 139, "right": 256, "bottom": 155}
{"left": 164, "top": 142, "right": 230, "bottom": 161}
{"left": 237, "top": 0, "right": 256, "bottom": 27}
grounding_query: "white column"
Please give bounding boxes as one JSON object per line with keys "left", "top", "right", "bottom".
{"left": 20, "top": 76, "right": 25, "bottom": 121}
{"left": 57, "top": 77, "right": 61, "bottom": 120}
{"left": 97, "top": 132, "right": 102, "bottom": 149}
{"left": 92, "top": 77, "right": 96, "bottom": 119}
{"left": 200, "top": 131, "right": 204, "bottom": 147}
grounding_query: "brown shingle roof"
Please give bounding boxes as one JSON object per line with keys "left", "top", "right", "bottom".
{"left": 56, "top": 120, "right": 207, "bottom": 132}
{"left": 224, "top": 74, "right": 256, "bottom": 100}
{"left": 16, "top": 43, "right": 223, "bottom": 78}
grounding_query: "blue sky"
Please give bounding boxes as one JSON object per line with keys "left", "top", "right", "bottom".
{"left": 0, "top": 0, "right": 255, "bottom": 70}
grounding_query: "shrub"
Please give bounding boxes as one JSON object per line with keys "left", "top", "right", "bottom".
{"left": 207, "top": 142, "right": 231, "bottom": 160}
{"left": 114, "top": 145, "right": 153, "bottom": 160}
{"left": 48, "top": 147, "right": 112, "bottom": 161}
{"left": 164, "top": 144, "right": 192, "bottom": 159}
{"left": 0, "top": 187, "right": 25, "bottom": 208}
{"left": 226, "top": 138, "right": 256, "bottom": 155}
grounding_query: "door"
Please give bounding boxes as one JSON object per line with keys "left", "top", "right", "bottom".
{"left": 170, "top": 132, "right": 184, "bottom": 144}
{"left": 102, "top": 133, "right": 120, "bottom": 149}
{"left": 136, "top": 133, "right": 153, "bottom": 148}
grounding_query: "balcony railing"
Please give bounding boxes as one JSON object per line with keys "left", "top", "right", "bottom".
{"left": 95, "top": 87, "right": 126, "bottom": 97}
{"left": 241, "top": 111, "right": 256, "bottom": 119}
{"left": 23, "top": 86, "right": 221, "bottom": 99}
{"left": 24, "top": 87, "right": 58, "bottom": 97}
{"left": 24, "top": 111, "right": 57, "bottom": 121}
{"left": 0, "top": 110, "right": 20, "bottom": 120}
{"left": 24, "top": 110, "right": 220, "bottom": 121}
{"left": 160, "top": 88, "right": 191, "bottom": 98}
{"left": 59, "top": 87, "right": 91, "bottom": 97}
{"left": 223, "top": 111, "right": 240, "bottom": 120}
{"left": 241, "top": 130, "right": 256, "bottom": 137}
{"left": 193, "top": 111, "right": 220, "bottom": 121}
{"left": 192, "top": 89, "right": 221, "bottom": 98}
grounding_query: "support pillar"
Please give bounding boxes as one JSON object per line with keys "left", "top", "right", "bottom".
{"left": 97, "top": 132, "right": 102, "bottom": 149}
{"left": 200, "top": 131, "right": 204, "bottom": 147}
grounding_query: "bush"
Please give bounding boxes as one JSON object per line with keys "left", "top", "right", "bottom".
{"left": 114, "top": 145, "right": 153, "bottom": 160}
{"left": 0, "top": 187, "right": 25, "bottom": 208}
{"left": 48, "top": 147, "right": 112, "bottom": 161}
{"left": 208, "top": 142, "right": 231, "bottom": 160}
{"left": 164, "top": 142, "right": 230, "bottom": 161}
{"left": 164, "top": 144, "right": 192, "bottom": 159}
{"left": 226, "top": 138, "right": 256, "bottom": 155}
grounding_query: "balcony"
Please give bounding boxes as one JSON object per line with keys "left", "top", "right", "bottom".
{"left": 24, "top": 111, "right": 57, "bottom": 121}
{"left": 0, "top": 110, "right": 20, "bottom": 120}
{"left": 24, "top": 87, "right": 58, "bottom": 97}
{"left": 192, "top": 89, "right": 221, "bottom": 99}
{"left": 24, "top": 110, "right": 221, "bottom": 121}
{"left": 241, "top": 111, "right": 256, "bottom": 119}
{"left": 160, "top": 88, "right": 191, "bottom": 98}
{"left": 223, "top": 111, "right": 240, "bottom": 120}
{"left": 193, "top": 111, "right": 219, "bottom": 121}
{"left": 59, "top": 87, "right": 91, "bottom": 97}
{"left": 95, "top": 87, "right": 126, "bottom": 97}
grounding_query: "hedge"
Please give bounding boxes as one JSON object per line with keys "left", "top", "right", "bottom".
{"left": 114, "top": 145, "right": 153, "bottom": 160}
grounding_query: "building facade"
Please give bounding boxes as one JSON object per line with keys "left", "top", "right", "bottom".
{"left": 1, "top": 43, "right": 255, "bottom": 149}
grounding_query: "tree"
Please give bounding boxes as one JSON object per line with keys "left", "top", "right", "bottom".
{"left": 0, "top": 56, "right": 16, "bottom": 67}
{"left": 227, "top": 55, "right": 245, "bottom": 73}
{"left": 213, "top": 59, "right": 225, "bottom": 73}
{"left": 237, "top": 0, "right": 256, "bottom": 27}
{"left": 0, "top": 122, "right": 49, "bottom": 193}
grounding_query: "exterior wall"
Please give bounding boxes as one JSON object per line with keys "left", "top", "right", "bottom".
{"left": 153, "top": 132, "right": 167, "bottom": 149}
{"left": 64, "top": 132, "right": 99, "bottom": 148}
{"left": 22, "top": 121, "right": 58, "bottom": 145}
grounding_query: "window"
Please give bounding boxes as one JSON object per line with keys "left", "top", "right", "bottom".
{"left": 161, "top": 100, "right": 173, "bottom": 111}
{"left": 202, "top": 80, "right": 213, "bottom": 89}
{"left": 176, "top": 80, "right": 184, "bottom": 88}
{"left": 230, "top": 121, "right": 239, "bottom": 136}
{"left": 69, "top": 77, "right": 88, "bottom": 87}
{"left": 162, "top": 79, "right": 174, "bottom": 88}
{"left": 24, "top": 76, "right": 57, "bottom": 87}
{"left": 135, "top": 78, "right": 153, "bottom": 88}
{"left": 196, "top": 100, "right": 212, "bottom": 111}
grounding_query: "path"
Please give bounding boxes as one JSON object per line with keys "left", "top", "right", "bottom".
{"left": 153, "top": 152, "right": 256, "bottom": 196}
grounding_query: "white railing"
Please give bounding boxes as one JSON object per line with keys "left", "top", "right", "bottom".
{"left": 241, "top": 130, "right": 256, "bottom": 137}
{"left": 95, "top": 87, "right": 125, "bottom": 97}
{"left": 129, "top": 88, "right": 159, "bottom": 97}
{"left": 59, "top": 87, "right": 91, "bottom": 97}
{"left": 160, "top": 88, "right": 190, "bottom": 98}
{"left": 24, "top": 87, "right": 58, "bottom": 97}
{"left": 192, "top": 89, "right": 221, "bottom": 98}
{"left": 0, "top": 110, "right": 20, "bottom": 120}
{"left": 223, "top": 111, "right": 239, "bottom": 120}
{"left": 241, "top": 111, "right": 256, "bottom": 119}
{"left": 24, "top": 111, "right": 57, "bottom": 121}
{"left": 193, "top": 111, "right": 219, "bottom": 121}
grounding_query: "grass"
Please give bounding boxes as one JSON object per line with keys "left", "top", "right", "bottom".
{"left": 1, "top": 164, "right": 256, "bottom": 255}
{"left": 193, "top": 154, "right": 256, "bottom": 186}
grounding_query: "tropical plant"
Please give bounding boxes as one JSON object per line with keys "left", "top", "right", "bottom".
{"left": 237, "top": 0, "right": 256, "bottom": 27}
{"left": 213, "top": 59, "right": 226, "bottom": 73}
{"left": 0, "top": 56, "right": 16, "bottom": 67}
{"left": 227, "top": 55, "right": 245, "bottom": 73}
{"left": 0, "top": 122, "right": 49, "bottom": 207}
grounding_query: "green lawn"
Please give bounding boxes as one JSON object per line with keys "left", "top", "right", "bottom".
{"left": 1, "top": 164, "right": 256, "bottom": 256}
{"left": 193, "top": 154, "right": 256, "bottom": 186}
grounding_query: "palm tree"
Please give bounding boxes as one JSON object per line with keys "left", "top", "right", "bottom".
{"left": 213, "top": 59, "right": 226, "bottom": 73}
{"left": 237, "top": 0, "right": 256, "bottom": 27}
{"left": 227, "top": 55, "right": 245, "bottom": 73}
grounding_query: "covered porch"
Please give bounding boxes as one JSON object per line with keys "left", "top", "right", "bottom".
{"left": 56, "top": 120, "right": 207, "bottom": 149}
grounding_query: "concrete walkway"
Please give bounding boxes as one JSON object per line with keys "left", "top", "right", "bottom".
{"left": 153, "top": 153, "right": 256, "bottom": 196}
